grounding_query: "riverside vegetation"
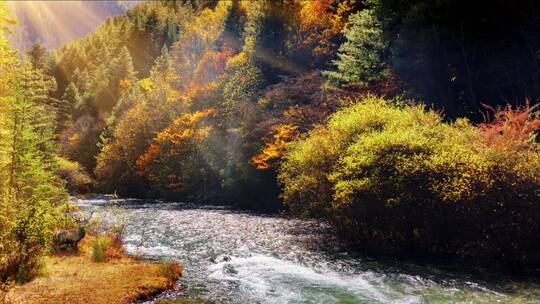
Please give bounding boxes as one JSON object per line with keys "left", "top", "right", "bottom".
{"left": 0, "top": 0, "right": 539, "bottom": 301}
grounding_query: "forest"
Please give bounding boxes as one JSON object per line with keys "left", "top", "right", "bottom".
{"left": 1, "top": 0, "right": 540, "bottom": 298}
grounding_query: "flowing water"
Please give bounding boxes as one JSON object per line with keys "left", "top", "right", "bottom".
{"left": 75, "top": 195, "right": 540, "bottom": 304}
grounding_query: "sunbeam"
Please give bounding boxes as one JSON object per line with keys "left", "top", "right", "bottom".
{"left": 5, "top": 0, "right": 139, "bottom": 50}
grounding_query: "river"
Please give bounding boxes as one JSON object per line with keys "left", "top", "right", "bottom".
{"left": 74, "top": 195, "right": 540, "bottom": 304}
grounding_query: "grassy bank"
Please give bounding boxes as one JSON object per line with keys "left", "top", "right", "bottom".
{"left": 5, "top": 254, "right": 181, "bottom": 304}
{"left": 4, "top": 232, "right": 182, "bottom": 304}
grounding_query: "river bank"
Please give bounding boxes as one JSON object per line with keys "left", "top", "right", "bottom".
{"left": 5, "top": 237, "right": 182, "bottom": 304}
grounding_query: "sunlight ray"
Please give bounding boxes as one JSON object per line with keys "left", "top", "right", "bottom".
{"left": 5, "top": 1, "right": 136, "bottom": 49}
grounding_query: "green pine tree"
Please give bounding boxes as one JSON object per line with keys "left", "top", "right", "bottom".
{"left": 326, "top": 9, "right": 390, "bottom": 86}
{"left": 0, "top": 60, "right": 67, "bottom": 284}
{"left": 150, "top": 45, "right": 171, "bottom": 76}
{"left": 26, "top": 42, "right": 48, "bottom": 71}
{"left": 63, "top": 82, "right": 84, "bottom": 114}
{"left": 113, "top": 46, "right": 138, "bottom": 82}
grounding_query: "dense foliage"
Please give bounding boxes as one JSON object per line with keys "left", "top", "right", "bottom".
{"left": 279, "top": 96, "right": 540, "bottom": 268}
{"left": 87, "top": 0, "right": 359, "bottom": 209}
{"left": 0, "top": 4, "right": 67, "bottom": 284}
{"left": 47, "top": 1, "right": 184, "bottom": 172}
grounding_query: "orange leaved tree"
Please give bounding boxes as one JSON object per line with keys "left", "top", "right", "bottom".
{"left": 135, "top": 109, "right": 218, "bottom": 199}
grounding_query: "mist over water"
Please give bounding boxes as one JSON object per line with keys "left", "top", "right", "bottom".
{"left": 75, "top": 196, "right": 540, "bottom": 304}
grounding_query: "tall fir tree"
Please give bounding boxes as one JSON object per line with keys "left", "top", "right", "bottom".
{"left": 26, "top": 43, "right": 48, "bottom": 71}
{"left": 326, "top": 9, "right": 389, "bottom": 86}
{"left": 0, "top": 4, "right": 67, "bottom": 282}
{"left": 150, "top": 45, "right": 172, "bottom": 76}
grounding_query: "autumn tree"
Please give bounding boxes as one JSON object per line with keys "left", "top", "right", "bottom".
{"left": 250, "top": 124, "right": 300, "bottom": 170}
{"left": 135, "top": 109, "right": 218, "bottom": 199}
{"left": 94, "top": 76, "right": 183, "bottom": 196}
{"left": 251, "top": 71, "right": 340, "bottom": 171}
{"left": 296, "top": 0, "right": 358, "bottom": 68}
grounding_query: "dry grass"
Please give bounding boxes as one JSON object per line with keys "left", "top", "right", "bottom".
{"left": 5, "top": 254, "right": 182, "bottom": 304}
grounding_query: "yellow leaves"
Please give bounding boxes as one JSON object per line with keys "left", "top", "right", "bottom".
{"left": 138, "top": 78, "right": 153, "bottom": 93}
{"left": 226, "top": 51, "right": 251, "bottom": 71}
{"left": 298, "top": 0, "right": 354, "bottom": 60}
{"left": 182, "top": 82, "right": 211, "bottom": 100}
{"left": 250, "top": 124, "right": 300, "bottom": 170}
{"left": 238, "top": 0, "right": 255, "bottom": 18}
{"left": 333, "top": 0, "right": 357, "bottom": 30}
{"left": 176, "top": 0, "right": 230, "bottom": 58}
{"left": 299, "top": 0, "right": 334, "bottom": 34}
{"left": 137, "top": 77, "right": 181, "bottom": 104}
{"left": 156, "top": 109, "right": 216, "bottom": 144}
{"left": 0, "top": 3, "right": 18, "bottom": 34}
{"left": 192, "top": 1, "right": 230, "bottom": 44}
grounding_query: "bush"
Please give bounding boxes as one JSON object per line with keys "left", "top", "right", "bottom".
{"left": 159, "top": 263, "right": 182, "bottom": 282}
{"left": 279, "top": 96, "right": 409, "bottom": 217}
{"left": 91, "top": 234, "right": 125, "bottom": 262}
{"left": 279, "top": 96, "right": 540, "bottom": 268}
{"left": 0, "top": 175, "right": 68, "bottom": 284}
{"left": 56, "top": 157, "right": 94, "bottom": 194}
{"left": 91, "top": 237, "right": 106, "bottom": 262}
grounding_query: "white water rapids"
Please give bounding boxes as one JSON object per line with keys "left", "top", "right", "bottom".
{"left": 74, "top": 195, "right": 540, "bottom": 304}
